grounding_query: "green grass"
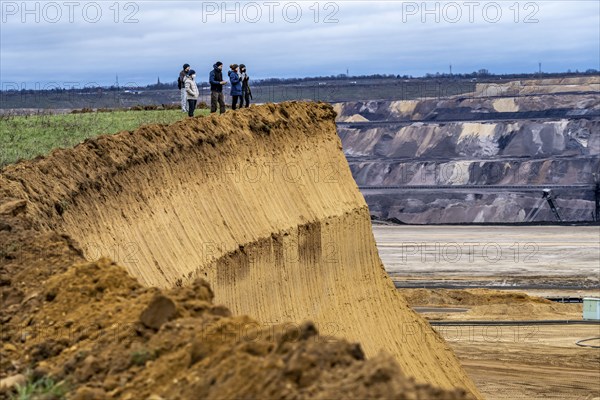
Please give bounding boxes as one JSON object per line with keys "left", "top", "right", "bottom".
{"left": 11, "top": 376, "right": 68, "bottom": 400}
{"left": 0, "top": 109, "right": 210, "bottom": 167}
{"left": 130, "top": 348, "right": 158, "bottom": 366}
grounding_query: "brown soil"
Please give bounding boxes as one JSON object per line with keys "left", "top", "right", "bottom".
{"left": 443, "top": 325, "right": 600, "bottom": 400}
{"left": 378, "top": 225, "right": 599, "bottom": 399}
{"left": 403, "top": 288, "right": 583, "bottom": 320}
{"left": 403, "top": 288, "right": 552, "bottom": 307}
{"left": 0, "top": 102, "right": 480, "bottom": 399}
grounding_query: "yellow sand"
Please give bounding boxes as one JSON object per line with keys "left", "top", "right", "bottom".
{"left": 1, "top": 102, "right": 482, "bottom": 397}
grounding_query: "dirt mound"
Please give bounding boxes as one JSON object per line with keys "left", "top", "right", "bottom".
{"left": 345, "top": 113, "right": 370, "bottom": 122}
{"left": 403, "top": 288, "right": 552, "bottom": 306}
{"left": 0, "top": 102, "right": 481, "bottom": 398}
{"left": 403, "top": 288, "right": 582, "bottom": 321}
{"left": 0, "top": 230, "right": 472, "bottom": 399}
{"left": 459, "top": 302, "right": 582, "bottom": 321}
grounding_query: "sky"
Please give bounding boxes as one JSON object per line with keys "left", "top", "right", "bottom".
{"left": 1, "top": 0, "right": 599, "bottom": 88}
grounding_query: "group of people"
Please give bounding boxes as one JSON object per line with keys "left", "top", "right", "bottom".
{"left": 178, "top": 62, "right": 252, "bottom": 117}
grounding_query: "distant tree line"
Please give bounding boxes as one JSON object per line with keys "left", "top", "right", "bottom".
{"left": 2, "top": 69, "right": 598, "bottom": 93}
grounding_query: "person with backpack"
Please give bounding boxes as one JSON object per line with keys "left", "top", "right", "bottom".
{"left": 178, "top": 63, "right": 191, "bottom": 112}
{"left": 228, "top": 64, "right": 242, "bottom": 110}
{"left": 239, "top": 64, "right": 252, "bottom": 108}
{"left": 184, "top": 69, "right": 199, "bottom": 117}
{"left": 209, "top": 61, "right": 227, "bottom": 114}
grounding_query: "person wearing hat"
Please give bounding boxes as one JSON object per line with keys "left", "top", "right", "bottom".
{"left": 178, "top": 63, "right": 191, "bottom": 112}
{"left": 228, "top": 64, "right": 242, "bottom": 110}
{"left": 184, "top": 69, "right": 199, "bottom": 117}
{"left": 209, "top": 61, "right": 227, "bottom": 114}
{"left": 239, "top": 64, "right": 252, "bottom": 108}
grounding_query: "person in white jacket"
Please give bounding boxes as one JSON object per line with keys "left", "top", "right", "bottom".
{"left": 184, "top": 70, "right": 199, "bottom": 117}
{"left": 179, "top": 63, "right": 191, "bottom": 112}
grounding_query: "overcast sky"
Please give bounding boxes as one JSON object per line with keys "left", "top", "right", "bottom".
{"left": 1, "top": 1, "right": 599, "bottom": 87}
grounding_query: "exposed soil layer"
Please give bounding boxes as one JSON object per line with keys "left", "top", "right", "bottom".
{"left": 0, "top": 102, "right": 480, "bottom": 398}
{"left": 334, "top": 78, "right": 600, "bottom": 223}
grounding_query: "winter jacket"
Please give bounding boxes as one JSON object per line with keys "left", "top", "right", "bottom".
{"left": 240, "top": 72, "right": 250, "bottom": 91}
{"left": 209, "top": 64, "right": 224, "bottom": 92}
{"left": 184, "top": 76, "right": 199, "bottom": 100}
{"left": 228, "top": 70, "right": 242, "bottom": 96}
{"left": 178, "top": 70, "right": 187, "bottom": 89}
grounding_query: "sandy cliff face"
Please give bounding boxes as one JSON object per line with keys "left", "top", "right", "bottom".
{"left": 0, "top": 102, "right": 481, "bottom": 397}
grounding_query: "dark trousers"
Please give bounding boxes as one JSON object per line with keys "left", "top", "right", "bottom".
{"left": 187, "top": 99, "right": 197, "bottom": 117}
{"left": 241, "top": 90, "right": 250, "bottom": 108}
{"left": 231, "top": 95, "right": 241, "bottom": 110}
{"left": 210, "top": 91, "right": 226, "bottom": 113}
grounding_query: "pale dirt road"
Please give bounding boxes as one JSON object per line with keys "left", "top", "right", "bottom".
{"left": 372, "top": 225, "right": 600, "bottom": 400}
{"left": 374, "top": 225, "right": 600, "bottom": 292}
{"left": 437, "top": 324, "right": 600, "bottom": 400}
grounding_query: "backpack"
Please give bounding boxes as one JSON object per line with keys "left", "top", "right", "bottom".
{"left": 177, "top": 76, "right": 183, "bottom": 90}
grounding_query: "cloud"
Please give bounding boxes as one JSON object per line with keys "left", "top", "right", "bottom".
{"left": 1, "top": 1, "right": 598, "bottom": 86}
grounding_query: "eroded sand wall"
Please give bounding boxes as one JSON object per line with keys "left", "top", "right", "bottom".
{"left": 0, "top": 102, "right": 481, "bottom": 396}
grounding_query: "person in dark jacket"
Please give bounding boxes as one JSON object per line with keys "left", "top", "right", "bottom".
{"left": 228, "top": 64, "right": 242, "bottom": 110}
{"left": 239, "top": 64, "right": 251, "bottom": 108}
{"left": 209, "top": 61, "right": 227, "bottom": 114}
{"left": 179, "top": 63, "right": 191, "bottom": 112}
